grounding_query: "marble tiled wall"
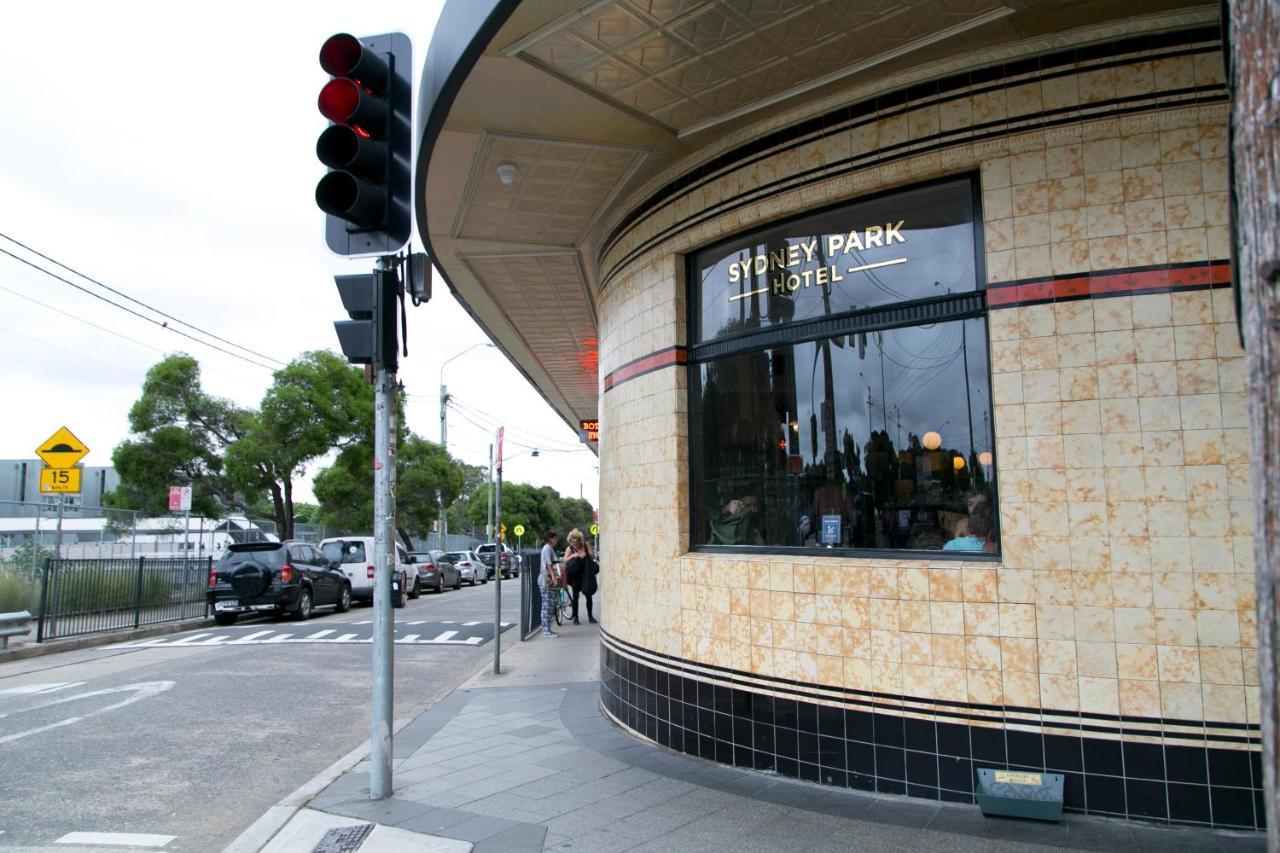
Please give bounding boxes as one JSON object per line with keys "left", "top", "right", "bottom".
{"left": 597, "top": 37, "right": 1256, "bottom": 745}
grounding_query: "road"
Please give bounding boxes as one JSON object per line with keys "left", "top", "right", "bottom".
{"left": 0, "top": 577, "right": 524, "bottom": 851}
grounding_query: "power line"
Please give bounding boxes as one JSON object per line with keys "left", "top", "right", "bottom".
{"left": 446, "top": 401, "right": 582, "bottom": 453}
{"left": 0, "top": 245, "right": 278, "bottom": 372}
{"left": 447, "top": 395, "right": 582, "bottom": 450}
{"left": 0, "top": 234, "right": 286, "bottom": 368}
{"left": 0, "top": 282, "right": 169, "bottom": 356}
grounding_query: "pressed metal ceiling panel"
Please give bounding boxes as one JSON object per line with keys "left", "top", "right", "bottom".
{"left": 460, "top": 251, "right": 600, "bottom": 412}
{"left": 453, "top": 132, "right": 649, "bottom": 245}
{"left": 506, "top": 0, "right": 1013, "bottom": 135}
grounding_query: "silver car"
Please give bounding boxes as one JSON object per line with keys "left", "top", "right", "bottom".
{"left": 446, "top": 550, "right": 486, "bottom": 585}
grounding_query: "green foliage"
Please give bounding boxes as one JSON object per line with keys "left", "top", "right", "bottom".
{"left": 47, "top": 569, "right": 172, "bottom": 613}
{"left": 108, "top": 351, "right": 374, "bottom": 541}
{"left": 313, "top": 433, "right": 466, "bottom": 544}
{"left": 291, "top": 502, "right": 322, "bottom": 524}
{"left": 106, "top": 355, "right": 255, "bottom": 517}
{"left": 464, "top": 481, "right": 596, "bottom": 543}
{"left": 0, "top": 568, "right": 32, "bottom": 612}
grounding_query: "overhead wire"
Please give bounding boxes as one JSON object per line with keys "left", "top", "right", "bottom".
{"left": 0, "top": 231, "right": 287, "bottom": 366}
{"left": 447, "top": 395, "right": 582, "bottom": 450}
{"left": 0, "top": 283, "right": 169, "bottom": 356}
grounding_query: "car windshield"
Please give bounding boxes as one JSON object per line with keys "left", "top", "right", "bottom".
{"left": 218, "top": 543, "right": 284, "bottom": 568}
{"left": 321, "top": 541, "right": 366, "bottom": 564}
{"left": 445, "top": 552, "right": 469, "bottom": 561}
{"left": 477, "top": 544, "right": 494, "bottom": 553}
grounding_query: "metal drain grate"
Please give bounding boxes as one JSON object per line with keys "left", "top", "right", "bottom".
{"left": 312, "top": 823, "right": 374, "bottom": 853}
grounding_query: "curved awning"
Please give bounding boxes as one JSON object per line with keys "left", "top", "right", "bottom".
{"left": 415, "top": 0, "right": 1214, "bottom": 431}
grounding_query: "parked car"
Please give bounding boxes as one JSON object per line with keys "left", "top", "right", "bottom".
{"left": 476, "top": 543, "right": 518, "bottom": 579}
{"left": 446, "top": 550, "right": 485, "bottom": 585}
{"left": 207, "top": 540, "right": 350, "bottom": 625}
{"left": 407, "top": 549, "right": 461, "bottom": 593}
{"left": 319, "top": 536, "right": 415, "bottom": 607}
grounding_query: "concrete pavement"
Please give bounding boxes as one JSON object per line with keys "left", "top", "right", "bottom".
{"left": 232, "top": 623, "right": 1265, "bottom": 852}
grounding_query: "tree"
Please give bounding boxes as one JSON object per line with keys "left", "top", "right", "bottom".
{"left": 313, "top": 432, "right": 466, "bottom": 548}
{"left": 464, "top": 481, "right": 595, "bottom": 543}
{"left": 225, "top": 351, "right": 373, "bottom": 539}
{"left": 105, "top": 355, "right": 256, "bottom": 517}
{"left": 108, "top": 352, "right": 374, "bottom": 540}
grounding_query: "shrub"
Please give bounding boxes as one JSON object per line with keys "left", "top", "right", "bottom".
{"left": 0, "top": 569, "right": 31, "bottom": 612}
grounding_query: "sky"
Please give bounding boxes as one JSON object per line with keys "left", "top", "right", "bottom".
{"left": 0, "top": 1, "right": 600, "bottom": 513}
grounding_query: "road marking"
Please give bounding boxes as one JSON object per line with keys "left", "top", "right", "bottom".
{"left": 0, "top": 682, "right": 85, "bottom": 696}
{"left": 350, "top": 620, "right": 372, "bottom": 625}
{"left": 56, "top": 831, "right": 175, "bottom": 847}
{"left": 303, "top": 630, "right": 335, "bottom": 640}
{"left": 463, "top": 621, "right": 481, "bottom": 626}
{"left": 399, "top": 634, "right": 420, "bottom": 643}
{"left": 0, "top": 682, "right": 174, "bottom": 745}
{"left": 264, "top": 633, "right": 293, "bottom": 643}
{"left": 228, "top": 630, "right": 274, "bottom": 644}
{"left": 167, "top": 633, "right": 213, "bottom": 646}
{"left": 429, "top": 630, "right": 458, "bottom": 642}
{"left": 335, "top": 633, "right": 359, "bottom": 642}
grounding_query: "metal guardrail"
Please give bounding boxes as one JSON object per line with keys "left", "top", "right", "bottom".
{"left": 0, "top": 610, "right": 31, "bottom": 648}
{"left": 37, "top": 557, "right": 211, "bottom": 642}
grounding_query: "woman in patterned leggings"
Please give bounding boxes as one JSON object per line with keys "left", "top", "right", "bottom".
{"left": 539, "top": 530, "right": 561, "bottom": 638}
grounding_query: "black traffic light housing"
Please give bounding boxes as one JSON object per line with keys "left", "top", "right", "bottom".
{"left": 316, "top": 32, "right": 412, "bottom": 257}
{"left": 333, "top": 270, "right": 399, "bottom": 371}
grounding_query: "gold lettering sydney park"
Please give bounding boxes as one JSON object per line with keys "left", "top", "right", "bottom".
{"left": 727, "top": 221, "right": 907, "bottom": 302}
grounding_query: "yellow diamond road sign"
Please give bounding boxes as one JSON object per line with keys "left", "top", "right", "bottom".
{"left": 36, "top": 426, "right": 89, "bottom": 469}
{"left": 40, "top": 467, "right": 82, "bottom": 494}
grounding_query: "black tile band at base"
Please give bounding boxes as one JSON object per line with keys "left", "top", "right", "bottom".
{"left": 600, "top": 646, "right": 1266, "bottom": 831}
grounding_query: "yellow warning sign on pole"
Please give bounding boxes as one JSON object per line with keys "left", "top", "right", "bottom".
{"left": 40, "top": 467, "right": 82, "bottom": 494}
{"left": 36, "top": 426, "right": 89, "bottom": 469}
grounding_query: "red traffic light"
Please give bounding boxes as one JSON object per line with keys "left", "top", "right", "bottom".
{"left": 318, "top": 79, "right": 387, "bottom": 136}
{"left": 320, "top": 33, "right": 388, "bottom": 93}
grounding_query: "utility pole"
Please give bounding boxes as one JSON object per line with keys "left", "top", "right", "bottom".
{"left": 486, "top": 444, "right": 494, "bottom": 541}
{"left": 1228, "top": 2, "right": 1279, "bottom": 843}
{"left": 439, "top": 383, "right": 448, "bottom": 549}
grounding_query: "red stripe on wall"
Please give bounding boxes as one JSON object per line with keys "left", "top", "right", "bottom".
{"left": 986, "top": 261, "right": 1231, "bottom": 308}
{"left": 603, "top": 346, "right": 688, "bottom": 392}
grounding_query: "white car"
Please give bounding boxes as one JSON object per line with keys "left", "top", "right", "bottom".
{"left": 319, "top": 536, "right": 418, "bottom": 607}
{"left": 446, "top": 550, "right": 486, "bottom": 585}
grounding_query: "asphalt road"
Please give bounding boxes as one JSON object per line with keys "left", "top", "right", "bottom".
{"left": 0, "top": 577, "right": 524, "bottom": 851}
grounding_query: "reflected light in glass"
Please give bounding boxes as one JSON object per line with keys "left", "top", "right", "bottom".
{"left": 953, "top": 455, "right": 966, "bottom": 470}
{"left": 923, "top": 431, "right": 942, "bottom": 450}
{"left": 978, "top": 451, "right": 993, "bottom": 466}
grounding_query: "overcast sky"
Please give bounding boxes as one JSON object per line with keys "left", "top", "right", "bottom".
{"left": 0, "top": 1, "right": 600, "bottom": 514}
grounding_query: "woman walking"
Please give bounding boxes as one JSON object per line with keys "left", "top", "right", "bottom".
{"left": 539, "top": 530, "right": 561, "bottom": 638}
{"left": 562, "top": 528, "right": 597, "bottom": 624}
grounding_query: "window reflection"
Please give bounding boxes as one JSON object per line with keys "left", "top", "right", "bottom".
{"left": 694, "top": 317, "right": 996, "bottom": 553}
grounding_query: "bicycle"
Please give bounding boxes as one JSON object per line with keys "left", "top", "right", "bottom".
{"left": 552, "top": 584, "right": 573, "bottom": 626}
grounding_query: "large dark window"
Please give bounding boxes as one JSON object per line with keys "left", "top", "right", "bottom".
{"left": 690, "top": 177, "right": 997, "bottom": 556}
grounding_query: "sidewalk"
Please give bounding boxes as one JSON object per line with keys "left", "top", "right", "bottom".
{"left": 231, "top": 624, "right": 1265, "bottom": 853}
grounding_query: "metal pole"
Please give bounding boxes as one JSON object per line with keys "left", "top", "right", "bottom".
{"left": 30, "top": 507, "right": 41, "bottom": 589}
{"left": 54, "top": 496, "right": 64, "bottom": 560}
{"left": 370, "top": 259, "right": 397, "bottom": 801}
{"left": 440, "top": 383, "right": 448, "bottom": 550}
{"left": 486, "top": 444, "right": 494, "bottom": 541}
{"left": 493, "top": 463, "right": 502, "bottom": 675}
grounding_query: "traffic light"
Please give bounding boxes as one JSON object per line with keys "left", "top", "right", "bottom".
{"left": 316, "top": 32, "right": 412, "bottom": 257}
{"left": 333, "top": 270, "right": 398, "bottom": 370}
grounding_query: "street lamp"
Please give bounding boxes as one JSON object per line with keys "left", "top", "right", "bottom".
{"left": 439, "top": 342, "right": 496, "bottom": 548}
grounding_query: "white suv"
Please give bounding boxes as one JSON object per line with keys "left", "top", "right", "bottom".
{"left": 319, "top": 537, "right": 419, "bottom": 607}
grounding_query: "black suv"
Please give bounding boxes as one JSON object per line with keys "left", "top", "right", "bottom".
{"left": 207, "top": 541, "right": 351, "bottom": 626}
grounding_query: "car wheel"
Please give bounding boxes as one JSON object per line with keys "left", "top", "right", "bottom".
{"left": 409, "top": 576, "right": 421, "bottom": 599}
{"left": 214, "top": 613, "right": 238, "bottom": 626}
{"left": 335, "top": 584, "right": 351, "bottom": 613}
{"left": 453, "top": 573, "right": 462, "bottom": 590}
{"left": 481, "top": 576, "right": 487, "bottom": 584}
{"left": 470, "top": 575, "right": 476, "bottom": 586}
{"left": 294, "top": 588, "right": 313, "bottom": 620}
{"left": 394, "top": 576, "right": 407, "bottom": 608}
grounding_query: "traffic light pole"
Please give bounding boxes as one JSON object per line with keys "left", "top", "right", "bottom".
{"left": 370, "top": 257, "right": 397, "bottom": 801}
{"left": 493, "top": 463, "right": 502, "bottom": 675}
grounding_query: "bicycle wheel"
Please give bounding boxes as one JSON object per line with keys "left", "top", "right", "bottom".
{"left": 553, "top": 588, "right": 564, "bottom": 626}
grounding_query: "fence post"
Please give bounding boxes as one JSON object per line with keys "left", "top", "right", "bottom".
{"left": 133, "top": 556, "right": 145, "bottom": 629}
{"left": 36, "top": 557, "right": 51, "bottom": 643}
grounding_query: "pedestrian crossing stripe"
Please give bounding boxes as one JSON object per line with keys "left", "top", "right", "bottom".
{"left": 106, "top": 623, "right": 514, "bottom": 649}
